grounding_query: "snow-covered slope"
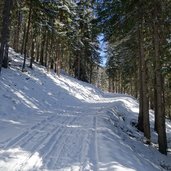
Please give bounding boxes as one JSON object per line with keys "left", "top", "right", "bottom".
{"left": 0, "top": 49, "right": 171, "bottom": 171}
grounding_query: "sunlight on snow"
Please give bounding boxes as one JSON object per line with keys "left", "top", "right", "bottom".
{"left": 47, "top": 73, "right": 102, "bottom": 102}
{"left": 117, "top": 98, "right": 139, "bottom": 113}
{"left": 14, "top": 91, "right": 38, "bottom": 109}
{"left": 66, "top": 125, "right": 82, "bottom": 128}
{"left": 1, "top": 119, "right": 22, "bottom": 125}
{"left": 0, "top": 148, "right": 42, "bottom": 171}
{"left": 52, "top": 165, "right": 81, "bottom": 171}
{"left": 99, "top": 162, "right": 136, "bottom": 171}
{"left": 23, "top": 71, "right": 44, "bottom": 85}
{"left": 50, "top": 161, "right": 94, "bottom": 171}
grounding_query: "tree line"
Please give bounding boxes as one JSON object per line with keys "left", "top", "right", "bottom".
{"left": 96, "top": 0, "right": 171, "bottom": 155}
{"left": 0, "top": 0, "right": 102, "bottom": 85}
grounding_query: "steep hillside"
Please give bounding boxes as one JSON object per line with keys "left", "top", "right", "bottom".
{"left": 0, "top": 49, "right": 170, "bottom": 171}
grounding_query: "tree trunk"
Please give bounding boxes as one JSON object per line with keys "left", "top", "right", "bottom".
{"left": 3, "top": 44, "right": 9, "bottom": 68}
{"left": 55, "top": 43, "right": 61, "bottom": 77}
{"left": 153, "top": 3, "right": 167, "bottom": 154}
{"left": 0, "top": 0, "right": 13, "bottom": 72}
{"left": 57, "top": 45, "right": 61, "bottom": 77}
{"left": 137, "top": 24, "right": 144, "bottom": 132}
{"left": 111, "top": 77, "right": 114, "bottom": 93}
{"left": 89, "top": 55, "right": 93, "bottom": 83}
{"left": 108, "top": 77, "right": 112, "bottom": 92}
{"left": 154, "top": 74, "right": 158, "bottom": 132}
{"left": 22, "top": 0, "right": 32, "bottom": 72}
{"left": 40, "top": 31, "right": 46, "bottom": 66}
{"left": 44, "top": 32, "right": 49, "bottom": 67}
{"left": 29, "top": 37, "right": 35, "bottom": 69}
{"left": 137, "top": 13, "right": 150, "bottom": 143}
{"left": 13, "top": 7, "right": 21, "bottom": 52}
{"left": 21, "top": 23, "right": 26, "bottom": 55}
{"left": 77, "top": 55, "right": 81, "bottom": 79}
{"left": 36, "top": 39, "right": 40, "bottom": 62}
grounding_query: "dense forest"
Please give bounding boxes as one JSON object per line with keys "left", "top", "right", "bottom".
{"left": 0, "top": 0, "right": 170, "bottom": 155}
{"left": 0, "top": 0, "right": 104, "bottom": 84}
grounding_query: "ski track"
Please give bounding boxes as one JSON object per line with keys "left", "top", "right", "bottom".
{"left": 43, "top": 116, "right": 79, "bottom": 169}
{"left": 20, "top": 115, "right": 76, "bottom": 171}
{"left": 0, "top": 106, "right": 103, "bottom": 171}
{"left": 93, "top": 116, "right": 99, "bottom": 171}
{"left": 79, "top": 129, "right": 90, "bottom": 171}
{"left": 4, "top": 115, "right": 56, "bottom": 149}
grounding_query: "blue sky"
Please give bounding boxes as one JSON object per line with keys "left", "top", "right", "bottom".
{"left": 98, "top": 33, "right": 107, "bottom": 66}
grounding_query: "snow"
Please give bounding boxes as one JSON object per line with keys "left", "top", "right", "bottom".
{"left": 0, "top": 49, "right": 171, "bottom": 171}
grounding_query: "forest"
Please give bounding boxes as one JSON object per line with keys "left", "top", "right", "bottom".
{"left": 0, "top": 0, "right": 170, "bottom": 156}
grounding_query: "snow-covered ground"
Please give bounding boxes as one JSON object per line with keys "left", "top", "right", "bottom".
{"left": 0, "top": 49, "right": 171, "bottom": 171}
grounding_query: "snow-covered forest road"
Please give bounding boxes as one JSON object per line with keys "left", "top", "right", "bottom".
{"left": 0, "top": 50, "right": 170, "bottom": 171}
{"left": 1, "top": 106, "right": 101, "bottom": 171}
{"left": 0, "top": 101, "right": 160, "bottom": 171}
